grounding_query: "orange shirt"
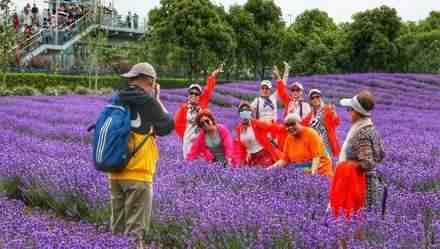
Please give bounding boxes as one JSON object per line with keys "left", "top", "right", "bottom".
{"left": 282, "top": 127, "right": 333, "bottom": 177}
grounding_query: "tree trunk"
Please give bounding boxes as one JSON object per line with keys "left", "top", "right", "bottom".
{"left": 95, "top": 64, "right": 98, "bottom": 91}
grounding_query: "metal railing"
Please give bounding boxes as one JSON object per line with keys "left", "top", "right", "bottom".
{"left": 101, "top": 14, "right": 146, "bottom": 32}
{"left": 9, "top": 12, "right": 146, "bottom": 65}
{"left": 10, "top": 14, "right": 95, "bottom": 61}
{"left": 49, "top": 14, "right": 95, "bottom": 45}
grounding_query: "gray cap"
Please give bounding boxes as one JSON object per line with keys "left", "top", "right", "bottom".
{"left": 121, "top": 63, "right": 157, "bottom": 79}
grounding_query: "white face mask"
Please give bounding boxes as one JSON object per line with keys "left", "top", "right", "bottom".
{"left": 239, "top": 110, "right": 252, "bottom": 120}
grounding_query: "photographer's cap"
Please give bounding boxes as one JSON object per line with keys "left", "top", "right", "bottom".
{"left": 121, "top": 63, "right": 157, "bottom": 80}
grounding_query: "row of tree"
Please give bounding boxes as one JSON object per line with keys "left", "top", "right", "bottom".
{"left": 143, "top": 0, "right": 440, "bottom": 80}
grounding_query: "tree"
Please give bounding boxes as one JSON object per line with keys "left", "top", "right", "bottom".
{"left": 398, "top": 30, "right": 440, "bottom": 73}
{"left": 85, "top": 29, "right": 109, "bottom": 90}
{"left": 284, "top": 9, "right": 339, "bottom": 75}
{"left": 148, "top": 0, "right": 234, "bottom": 81}
{"left": 419, "top": 11, "right": 440, "bottom": 32}
{"left": 227, "top": 4, "right": 258, "bottom": 79}
{"left": 345, "top": 5, "right": 402, "bottom": 72}
{"left": 0, "top": 0, "right": 16, "bottom": 84}
{"left": 243, "top": 0, "right": 285, "bottom": 79}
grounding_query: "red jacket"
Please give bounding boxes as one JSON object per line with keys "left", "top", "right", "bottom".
{"left": 186, "top": 124, "right": 233, "bottom": 164}
{"left": 276, "top": 79, "right": 291, "bottom": 109}
{"left": 174, "top": 75, "right": 217, "bottom": 139}
{"left": 302, "top": 105, "right": 341, "bottom": 157}
{"left": 233, "top": 119, "right": 283, "bottom": 166}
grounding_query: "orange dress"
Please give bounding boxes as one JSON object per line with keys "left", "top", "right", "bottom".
{"left": 281, "top": 127, "right": 333, "bottom": 177}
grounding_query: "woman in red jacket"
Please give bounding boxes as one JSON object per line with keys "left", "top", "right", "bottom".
{"left": 174, "top": 67, "right": 223, "bottom": 158}
{"left": 186, "top": 110, "right": 233, "bottom": 166}
{"left": 233, "top": 102, "right": 282, "bottom": 167}
{"left": 302, "top": 89, "right": 341, "bottom": 158}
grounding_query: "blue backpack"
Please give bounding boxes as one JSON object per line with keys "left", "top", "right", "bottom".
{"left": 90, "top": 94, "right": 150, "bottom": 172}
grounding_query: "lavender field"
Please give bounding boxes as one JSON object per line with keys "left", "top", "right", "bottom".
{"left": 0, "top": 73, "right": 439, "bottom": 249}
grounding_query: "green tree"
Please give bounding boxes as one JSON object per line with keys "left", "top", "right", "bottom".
{"left": 227, "top": 4, "right": 258, "bottom": 79}
{"left": 419, "top": 11, "right": 440, "bottom": 32}
{"left": 243, "top": 0, "right": 285, "bottom": 79}
{"left": 398, "top": 30, "right": 440, "bottom": 73}
{"left": 149, "top": 0, "right": 234, "bottom": 81}
{"left": 285, "top": 9, "right": 339, "bottom": 74}
{"left": 0, "top": 0, "right": 16, "bottom": 84}
{"left": 345, "top": 5, "right": 402, "bottom": 72}
{"left": 85, "top": 29, "right": 109, "bottom": 90}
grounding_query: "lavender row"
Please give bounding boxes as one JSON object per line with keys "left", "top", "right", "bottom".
{"left": 0, "top": 198, "right": 135, "bottom": 249}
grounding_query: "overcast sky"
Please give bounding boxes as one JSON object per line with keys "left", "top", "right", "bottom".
{"left": 13, "top": 0, "right": 440, "bottom": 24}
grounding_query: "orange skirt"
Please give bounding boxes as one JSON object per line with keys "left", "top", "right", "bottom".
{"left": 330, "top": 160, "right": 366, "bottom": 219}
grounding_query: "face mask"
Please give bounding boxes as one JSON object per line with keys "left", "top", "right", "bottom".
{"left": 239, "top": 110, "right": 252, "bottom": 120}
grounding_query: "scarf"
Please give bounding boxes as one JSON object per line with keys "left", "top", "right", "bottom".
{"left": 338, "top": 118, "right": 373, "bottom": 163}
{"left": 261, "top": 96, "right": 275, "bottom": 110}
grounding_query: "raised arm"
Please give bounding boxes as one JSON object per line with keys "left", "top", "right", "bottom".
{"left": 282, "top": 61, "right": 290, "bottom": 83}
{"left": 174, "top": 105, "right": 187, "bottom": 139}
{"left": 274, "top": 65, "right": 291, "bottom": 108}
{"left": 200, "top": 67, "right": 223, "bottom": 108}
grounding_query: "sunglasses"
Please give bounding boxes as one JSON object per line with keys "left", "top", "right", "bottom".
{"left": 189, "top": 91, "right": 201, "bottom": 96}
{"left": 285, "top": 122, "right": 296, "bottom": 127}
{"left": 291, "top": 88, "right": 302, "bottom": 92}
{"left": 261, "top": 86, "right": 271, "bottom": 90}
{"left": 346, "top": 107, "right": 354, "bottom": 112}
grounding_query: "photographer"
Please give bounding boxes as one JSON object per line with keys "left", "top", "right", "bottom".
{"left": 109, "top": 63, "right": 174, "bottom": 249}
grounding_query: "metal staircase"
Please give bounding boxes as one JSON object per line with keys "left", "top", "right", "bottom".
{"left": 12, "top": 14, "right": 145, "bottom": 66}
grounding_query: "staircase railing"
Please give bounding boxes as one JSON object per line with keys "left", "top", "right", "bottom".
{"left": 9, "top": 14, "right": 96, "bottom": 63}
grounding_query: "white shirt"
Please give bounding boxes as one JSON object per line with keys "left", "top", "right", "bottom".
{"left": 251, "top": 94, "right": 278, "bottom": 122}
{"left": 240, "top": 126, "right": 263, "bottom": 154}
{"left": 24, "top": 13, "right": 32, "bottom": 26}
{"left": 182, "top": 107, "right": 200, "bottom": 158}
{"left": 287, "top": 100, "right": 311, "bottom": 120}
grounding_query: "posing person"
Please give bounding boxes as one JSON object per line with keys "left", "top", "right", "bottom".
{"left": 233, "top": 102, "right": 282, "bottom": 167}
{"left": 302, "top": 89, "right": 341, "bottom": 158}
{"left": 274, "top": 63, "right": 311, "bottom": 120}
{"left": 186, "top": 110, "right": 234, "bottom": 165}
{"left": 268, "top": 113, "right": 333, "bottom": 177}
{"left": 175, "top": 68, "right": 223, "bottom": 158}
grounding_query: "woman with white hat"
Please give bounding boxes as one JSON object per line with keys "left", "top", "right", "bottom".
{"left": 331, "top": 90, "right": 386, "bottom": 216}
{"left": 274, "top": 63, "right": 311, "bottom": 120}
{"left": 250, "top": 79, "right": 278, "bottom": 123}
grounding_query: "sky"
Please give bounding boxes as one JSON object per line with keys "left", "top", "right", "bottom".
{"left": 12, "top": 0, "right": 440, "bottom": 24}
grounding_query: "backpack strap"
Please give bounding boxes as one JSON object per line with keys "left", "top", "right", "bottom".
{"left": 299, "top": 100, "right": 303, "bottom": 118}
{"left": 129, "top": 133, "right": 152, "bottom": 159}
{"left": 377, "top": 172, "right": 388, "bottom": 218}
{"left": 256, "top": 97, "right": 260, "bottom": 119}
